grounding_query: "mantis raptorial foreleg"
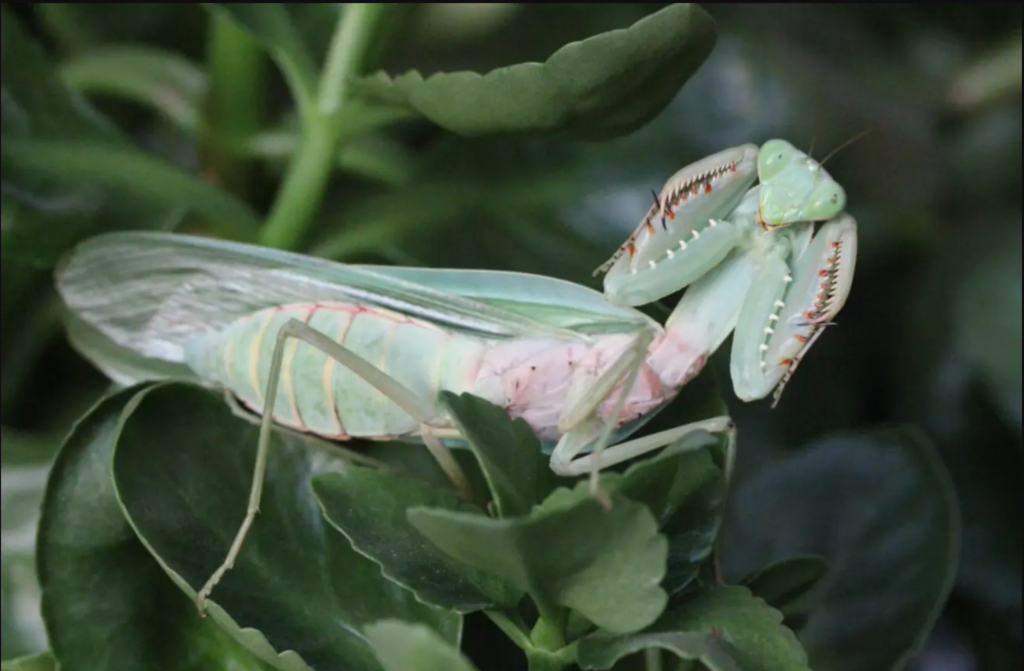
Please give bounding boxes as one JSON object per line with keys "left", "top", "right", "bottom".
{"left": 195, "top": 318, "right": 472, "bottom": 614}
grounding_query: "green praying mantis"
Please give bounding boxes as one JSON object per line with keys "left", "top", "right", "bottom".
{"left": 55, "top": 138, "right": 856, "bottom": 613}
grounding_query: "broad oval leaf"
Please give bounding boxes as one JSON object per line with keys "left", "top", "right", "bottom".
{"left": 112, "top": 382, "right": 461, "bottom": 671}
{"left": 612, "top": 435, "right": 726, "bottom": 597}
{"left": 353, "top": 4, "right": 717, "bottom": 140}
{"left": 409, "top": 483, "right": 668, "bottom": 635}
{"left": 722, "top": 427, "right": 960, "bottom": 671}
{"left": 312, "top": 466, "right": 522, "bottom": 613}
{"left": 36, "top": 385, "right": 279, "bottom": 671}
{"left": 365, "top": 620, "right": 480, "bottom": 671}
{"left": 578, "top": 586, "right": 809, "bottom": 671}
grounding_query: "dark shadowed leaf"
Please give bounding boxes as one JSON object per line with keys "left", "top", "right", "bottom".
{"left": 365, "top": 620, "right": 480, "bottom": 671}
{"left": 409, "top": 483, "right": 667, "bottom": 635}
{"left": 722, "top": 427, "right": 960, "bottom": 671}
{"left": 0, "top": 652, "right": 57, "bottom": 671}
{"left": 954, "top": 230, "right": 1022, "bottom": 431}
{"left": 0, "top": 8, "right": 182, "bottom": 266}
{"left": 740, "top": 556, "right": 829, "bottom": 616}
{"left": 112, "top": 383, "right": 460, "bottom": 671}
{"left": 353, "top": 4, "right": 717, "bottom": 140}
{"left": 36, "top": 385, "right": 279, "bottom": 671}
{"left": 312, "top": 466, "right": 522, "bottom": 612}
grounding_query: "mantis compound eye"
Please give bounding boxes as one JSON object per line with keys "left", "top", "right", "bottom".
{"left": 806, "top": 180, "right": 847, "bottom": 221}
{"left": 758, "top": 139, "right": 795, "bottom": 181}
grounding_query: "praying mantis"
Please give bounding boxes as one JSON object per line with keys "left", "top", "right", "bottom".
{"left": 54, "top": 139, "right": 856, "bottom": 613}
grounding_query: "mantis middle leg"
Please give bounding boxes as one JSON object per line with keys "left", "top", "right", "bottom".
{"left": 195, "top": 318, "right": 472, "bottom": 613}
{"left": 550, "top": 328, "right": 737, "bottom": 500}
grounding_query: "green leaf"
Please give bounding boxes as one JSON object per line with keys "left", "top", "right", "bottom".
{"left": 112, "top": 382, "right": 461, "bottom": 671}
{"left": 36, "top": 385, "right": 279, "bottom": 671}
{"left": 1, "top": 457, "right": 50, "bottom": 660}
{"left": 439, "top": 392, "right": 559, "bottom": 517}
{"left": 353, "top": 4, "right": 717, "bottom": 140}
{"left": 610, "top": 433, "right": 726, "bottom": 596}
{"left": 579, "top": 586, "right": 810, "bottom": 671}
{"left": 312, "top": 467, "right": 522, "bottom": 612}
{"left": 954, "top": 231, "right": 1022, "bottom": 431}
{"left": 740, "top": 556, "right": 828, "bottom": 616}
{"left": 0, "top": 651, "right": 57, "bottom": 671}
{"left": 365, "top": 620, "right": 480, "bottom": 671}
{"left": 203, "top": 4, "right": 319, "bottom": 119}
{"left": 59, "top": 46, "right": 207, "bottom": 131}
{"left": 577, "top": 632, "right": 740, "bottom": 671}
{"left": 409, "top": 483, "right": 668, "bottom": 634}
{"left": 0, "top": 8, "right": 182, "bottom": 267}
{"left": 3, "top": 139, "right": 261, "bottom": 241}
{"left": 722, "top": 427, "right": 961, "bottom": 671}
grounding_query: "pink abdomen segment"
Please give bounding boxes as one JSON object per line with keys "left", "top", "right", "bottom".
{"left": 468, "top": 333, "right": 674, "bottom": 444}
{"left": 183, "top": 302, "right": 488, "bottom": 440}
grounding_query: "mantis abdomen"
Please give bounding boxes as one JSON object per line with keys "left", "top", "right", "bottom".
{"left": 184, "top": 302, "right": 489, "bottom": 440}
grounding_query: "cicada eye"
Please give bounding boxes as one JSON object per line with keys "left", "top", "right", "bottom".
{"left": 806, "top": 181, "right": 847, "bottom": 221}
{"left": 758, "top": 139, "right": 794, "bottom": 181}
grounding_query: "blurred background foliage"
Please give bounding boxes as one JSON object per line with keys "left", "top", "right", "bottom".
{"left": 0, "top": 3, "right": 1020, "bottom": 669}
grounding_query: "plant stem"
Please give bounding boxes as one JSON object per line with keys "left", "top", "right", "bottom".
{"left": 260, "top": 3, "right": 385, "bottom": 250}
{"left": 526, "top": 651, "right": 569, "bottom": 671}
{"left": 203, "top": 13, "right": 267, "bottom": 201}
{"left": 531, "top": 609, "right": 567, "bottom": 651}
{"left": 484, "top": 610, "right": 533, "bottom": 651}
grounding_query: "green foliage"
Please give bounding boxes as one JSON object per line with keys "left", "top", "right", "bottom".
{"left": 2, "top": 3, "right": 1017, "bottom": 670}
{"left": 353, "top": 4, "right": 716, "bottom": 140}
{"left": 0, "top": 652, "right": 57, "bottom": 671}
{"left": 723, "top": 428, "right": 961, "bottom": 671}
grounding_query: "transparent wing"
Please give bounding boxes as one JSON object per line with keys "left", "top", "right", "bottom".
{"left": 56, "top": 232, "right": 655, "bottom": 382}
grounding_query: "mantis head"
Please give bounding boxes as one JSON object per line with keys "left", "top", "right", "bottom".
{"left": 756, "top": 139, "right": 846, "bottom": 230}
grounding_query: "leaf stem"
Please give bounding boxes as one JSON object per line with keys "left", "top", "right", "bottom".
{"left": 485, "top": 610, "right": 533, "bottom": 651}
{"left": 530, "top": 608, "right": 567, "bottom": 651}
{"left": 645, "top": 648, "right": 664, "bottom": 671}
{"left": 259, "top": 3, "right": 385, "bottom": 250}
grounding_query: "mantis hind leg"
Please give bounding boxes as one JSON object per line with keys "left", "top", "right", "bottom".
{"left": 195, "top": 318, "right": 471, "bottom": 614}
{"left": 552, "top": 328, "right": 655, "bottom": 506}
